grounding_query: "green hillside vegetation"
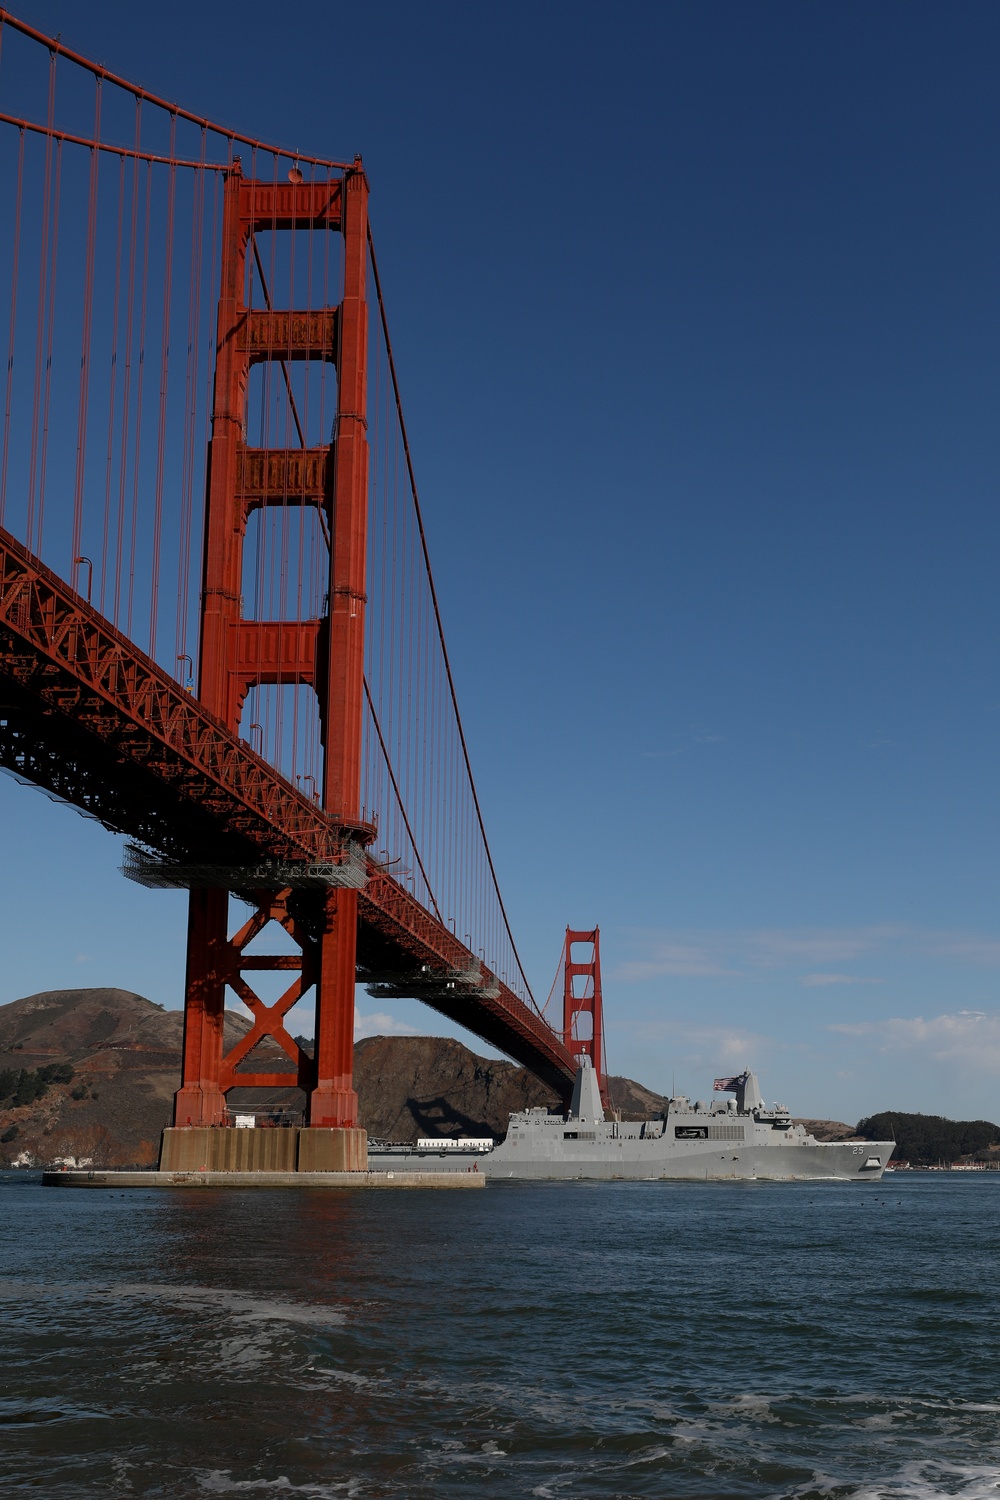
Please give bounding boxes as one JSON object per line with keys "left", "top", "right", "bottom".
{"left": 0, "top": 1063, "right": 74, "bottom": 1108}
{"left": 858, "top": 1111, "right": 1000, "bottom": 1164}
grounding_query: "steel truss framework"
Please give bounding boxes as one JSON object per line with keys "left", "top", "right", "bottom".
{"left": 0, "top": 523, "right": 579, "bottom": 1103}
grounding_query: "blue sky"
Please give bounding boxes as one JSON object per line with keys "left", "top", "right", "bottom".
{"left": 3, "top": 0, "right": 1000, "bottom": 1125}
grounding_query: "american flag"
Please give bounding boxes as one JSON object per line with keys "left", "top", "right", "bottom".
{"left": 713, "top": 1071, "right": 748, "bottom": 1092}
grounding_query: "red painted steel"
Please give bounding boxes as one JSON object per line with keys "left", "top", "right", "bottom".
{"left": 0, "top": 11, "right": 589, "bottom": 1117}
{"left": 177, "top": 161, "right": 371, "bottom": 1128}
{"left": 562, "top": 927, "right": 607, "bottom": 1106}
{"left": 0, "top": 525, "right": 344, "bottom": 858}
{"left": 199, "top": 891, "right": 315, "bottom": 1096}
{"left": 0, "top": 521, "right": 580, "bottom": 1101}
{"left": 311, "top": 164, "right": 370, "bottom": 1127}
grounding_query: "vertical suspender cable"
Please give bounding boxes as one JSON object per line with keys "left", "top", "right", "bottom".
{"left": 0, "top": 126, "right": 24, "bottom": 527}
{"left": 114, "top": 107, "right": 142, "bottom": 625}
{"left": 176, "top": 136, "right": 210, "bottom": 672}
{"left": 149, "top": 113, "right": 178, "bottom": 657}
{"left": 125, "top": 156, "right": 152, "bottom": 638}
{"left": 71, "top": 81, "right": 102, "bottom": 571}
{"left": 35, "top": 136, "right": 62, "bottom": 555}
{"left": 100, "top": 153, "right": 125, "bottom": 614}
{"left": 26, "top": 48, "right": 56, "bottom": 552}
{"left": 363, "top": 677, "right": 442, "bottom": 920}
{"left": 366, "top": 227, "right": 537, "bottom": 1007}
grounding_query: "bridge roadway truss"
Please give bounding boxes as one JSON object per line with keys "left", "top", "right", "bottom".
{"left": 0, "top": 523, "right": 579, "bottom": 1105}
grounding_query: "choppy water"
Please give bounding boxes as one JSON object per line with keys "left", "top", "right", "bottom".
{"left": 1, "top": 1172, "right": 998, "bottom": 1498}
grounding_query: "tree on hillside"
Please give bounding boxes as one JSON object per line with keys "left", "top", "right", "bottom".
{"left": 0, "top": 1063, "right": 74, "bottom": 1109}
{"left": 858, "top": 1111, "right": 1000, "bottom": 1164}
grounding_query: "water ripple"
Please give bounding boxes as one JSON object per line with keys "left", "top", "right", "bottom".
{"left": 0, "top": 1173, "right": 998, "bottom": 1497}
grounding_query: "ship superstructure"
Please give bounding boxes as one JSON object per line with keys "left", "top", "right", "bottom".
{"left": 368, "top": 1059, "right": 893, "bottom": 1182}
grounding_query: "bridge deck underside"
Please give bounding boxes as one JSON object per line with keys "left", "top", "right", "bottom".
{"left": 0, "top": 526, "right": 575, "bottom": 1102}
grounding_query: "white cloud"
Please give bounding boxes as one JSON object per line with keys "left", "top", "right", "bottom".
{"left": 828, "top": 1010, "right": 1000, "bottom": 1073}
{"left": 741, "top": 926, "right": 905, "bottom": 967}
{"left": 614, "top": 924, "right": 1000, "bottom": 985}
{"left": 615, "top": 942, "right": 738, "bottom": 981}
{"left": 801, "top": 973, "right": 885, "bottom": 988}
{"left": 620, "top": 1017, "right": 773, "bottom": 1069}
{"left": 265, "top": 1000, "right": 314, "bottom": 1038}
{"left": 922, "top": 936, "right": 1000, "bottom": 967}
{"left": 354, "top": 1010, "right": 419, "bottom": 1040}
{"left": 613, "top": 925, "right": 903, "bottom": 981}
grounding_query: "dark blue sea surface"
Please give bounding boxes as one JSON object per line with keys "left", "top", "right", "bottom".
{"left": 0, "top": 1172, "right": 998, "bottom": 1498}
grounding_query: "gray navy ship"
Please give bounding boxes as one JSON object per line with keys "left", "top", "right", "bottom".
{"left": 368, "top": 1060, "right": 894, "bottom": 1181}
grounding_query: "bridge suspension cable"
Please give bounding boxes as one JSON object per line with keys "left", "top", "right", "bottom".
{"left": 0, "top": 8, "right": 355, "bottom": 169}
{"left": 0, "top": 5, "right": 540, "bottom": 1015}
{"left": 365, "top": 228, "right": 538, "bottom": 1010}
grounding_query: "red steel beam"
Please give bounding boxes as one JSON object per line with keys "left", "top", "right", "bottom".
{"left": 0, "top": 521, "right": 578, "bottom": 1100}
{"left": 0, "top": 523, "right": 351, "bottom": 860}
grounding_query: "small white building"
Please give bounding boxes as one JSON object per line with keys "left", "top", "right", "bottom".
{"left": 415, "top": 1137, "right": 493, "bottom": 1151}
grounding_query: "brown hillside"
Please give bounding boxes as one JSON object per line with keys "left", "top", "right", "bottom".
{"left": 354, "top": 1034, "right": 558, "bottom": 1140}
{"left": 606, "top": 1074, "right": 668, "bottom": 1121}
{"left": 792, "top": 1117, "right": 862, "bottom": 1142}
{"left": 0, "top": 988, "right": 261, "bottom": 1167}
{"left": 355, "top": 1040, "right": 674, "bottom": 1140}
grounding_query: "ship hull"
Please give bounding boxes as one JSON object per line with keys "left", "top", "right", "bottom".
{"left": 367, "top": 1136, "right": 894, "bottom": 1182}
{"left": 367, "top": 1064, "right": 893, "bottom": 1182}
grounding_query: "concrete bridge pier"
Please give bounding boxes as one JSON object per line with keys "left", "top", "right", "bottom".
{"left": 159, "top": 1126, "right": 368, "bottom": 1173}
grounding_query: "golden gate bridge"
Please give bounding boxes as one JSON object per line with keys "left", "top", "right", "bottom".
{"left": 0, "top": 10, "right": 606, "bottom": 1163}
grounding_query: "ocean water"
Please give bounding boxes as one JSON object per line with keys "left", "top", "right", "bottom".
{"left": 0, "top": 1173, "right": 998, "bottom": 1499}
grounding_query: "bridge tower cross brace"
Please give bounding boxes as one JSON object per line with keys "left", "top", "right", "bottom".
{"left": 173, "top": 160, "right": 370, "bottom": 1134}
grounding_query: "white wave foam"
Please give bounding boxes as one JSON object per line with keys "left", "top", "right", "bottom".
{"left": 849, "top": 1461, "right": 1000, "bottom": 1500}
{"left": 420, "top": 1440, "right": 509, "bottom": 1467}
{"left": 0, "top": 1278, "right": 347, "bottom": 1327}
{"left": 111, "top": 1284, "right": 347, "bottom": 1327}
{"left": 323, "top": 1368, "right": 370, "bottom": 1387}
{"left": 707, "top": 1392, "right": 780, "bottom": 1423}
{"left": 197, "top": 1472, "right": 359, "bottom": 1497}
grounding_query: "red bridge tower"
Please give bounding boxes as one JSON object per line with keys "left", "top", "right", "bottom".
{"left": 172, "top": 160, "right": 371, "bottom": 1165}
{"left": 562, "top": 927, "right": 608, "bottom": 1108}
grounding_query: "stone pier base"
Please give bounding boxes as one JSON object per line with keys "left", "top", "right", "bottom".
{"left": 158, "top": 1126, "right": 367, "bottom": 1174}
{"left": 297, "top": 1127, "right": 367, "bottom": 1172}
